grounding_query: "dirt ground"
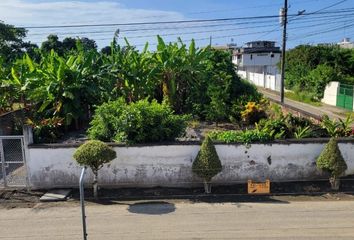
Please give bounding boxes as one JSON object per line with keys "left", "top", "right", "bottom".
{"left": 2, "top": 180, "right": 354, "bottom": 209}
{"left": 57, "top": 121, "right": 239, "bottom": 144}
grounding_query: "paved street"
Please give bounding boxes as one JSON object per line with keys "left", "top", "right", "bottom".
{"left": 258, "top": 88, "right": 353, "bottom": 124}
{"left": 1, "top": 200, "right": 354, "bottom": 239}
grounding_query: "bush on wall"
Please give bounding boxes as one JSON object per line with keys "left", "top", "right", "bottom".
{"left": 73, "top": 140, "right": 116, "bottom": 199}
{"left": 316, "top": 137, "right": 347, "bottom": 190}
{"left": 88, "top": 98, "right": 189, "bottom": 144}
{"left": 192, "top": 136, "right": 222, "bottom": 193}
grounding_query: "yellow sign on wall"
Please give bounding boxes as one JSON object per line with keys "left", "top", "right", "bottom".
{"left": 248, "top": 180, "right": 270, "bottom": 194}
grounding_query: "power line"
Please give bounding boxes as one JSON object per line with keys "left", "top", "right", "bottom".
{"left": 289, "top": 22, "right": 354, "bottom": 41}
{"left": 26, "top": 12, "right": 354, "bottom": 44}
{"left": 58, "top": 18, "right": 354, "bottom": 41}
{"left": 28, "top": 12, "right": 354, "bottom": 37}
{"left": 288, "top": 0, "right": 349, "bottom": 23}
{"left": 309, "top": 0, "right": 348, "bottom": 14}
{"left": 19, "top": 8, "right": 354, "bottom": 29}
{"left": 27, "top": 19, "right": 279, "bottom": 36}
{"left": 255, "top": 1, "right": 350, "bottom": 40}
{"left": 20, "top": 15, "right": 285, "bottom": 29}
{"left": 186, "top": 3, "right": 283, "bottom": 15}
{"left": 27, "top": 17, "right": 354, "bottom": 48}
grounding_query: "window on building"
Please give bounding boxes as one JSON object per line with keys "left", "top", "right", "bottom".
{"left": 250, "top": 54, "right": 253, "bottom": 60}
{"left": 271, "top": 54, "right": 274, "bottom": 58}
{"left": 237, "top": 55, "right": 241, "bottom": 59}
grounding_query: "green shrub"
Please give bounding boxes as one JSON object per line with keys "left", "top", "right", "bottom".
{"left": 192, "top": 136, "right": 222, "bottom": 193}
{"left": 294, "top": 126, "right": 313, "bottom": 139}
{"left": 73, "top": 140, "right": 116, "bottom": 199}
{"left": 88, "top": 98, "right": 189, "bottom": 144}
{"left": 205, "top": 85, "right": 227, "bottom": 123}
{"left": 236, "top": 79, "right": 263, "bottom": 103}
{"left": 241, "top": 101, "right": 267, "bottom": 125}
{"left": 209, "top": 128, "right": 274, "bottom": 144}
{"left": 316, "top": 138, "right": 347, "bottom": 190}
{"left": 261, "top": 109, "right": 325, "bottom": 139}
{"left": 321, "top": 114, "right": 353, "bottom": 137}
{"left": 73, "top": 140, "right": 116, "bottom": 171}
{"left": 257, "top": 118, "right": 289, "bottom": 139}
{"left": 27, "top": 117, "right": 64, "bottom": 143}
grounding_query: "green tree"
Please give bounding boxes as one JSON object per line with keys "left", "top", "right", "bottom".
{"left": 62, "top": 37, "right": 77, "bottom": 52}
{"left": 192, "top": 136, "right": 222, "bottom": 193}
{"left": 78, "top": 37, "right": 97, "bottom": 51}
{"left": 285, "top": 45, "right": 354, "bottom": 97}
{"left": 100, "top": 46, "right": 112, "bottom": 55}
{"left": 0, "top": 21, "right": 37, "bottom": 63}
{"left": 73, "top": 140, "right": 116, "bottom": 199}
{"left": 41, "top": 35, "right": 64, "bottom": 55}
{"left": 308, "top": 64, "right": 338, "bottom": 99}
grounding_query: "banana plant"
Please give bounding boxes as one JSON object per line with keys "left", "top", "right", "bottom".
{"left": 153, "top": 36, "right": 209, "bottom": 112}
{"left": 99, "top": 39, "right": 158, "bottom": 103}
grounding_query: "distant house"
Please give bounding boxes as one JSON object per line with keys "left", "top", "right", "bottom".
{"left": 210, "top": 43, "right": 238, "bottom": 53}
{"left": 338, "top": 38, "right": 354, "bottom": 49}
{"left": 232, "top": 41, "right": 281, "bottom": 91}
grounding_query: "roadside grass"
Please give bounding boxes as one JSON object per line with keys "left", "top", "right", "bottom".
{"left": 285, "top": 91, "right": 322, "bottom": 107}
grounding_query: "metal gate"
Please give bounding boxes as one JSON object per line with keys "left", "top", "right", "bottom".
{"left": 336, "top": 83, "right": 354, "bottom": 111}
{"left": 0, "top": 136, "right": 28, "bottom": 188}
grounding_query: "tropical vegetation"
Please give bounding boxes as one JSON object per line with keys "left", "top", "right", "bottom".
{"left": 209, "top": 103, "right": 353, "bottom": 144}
{"left": 285, "top": 45, "right": 354, "bottom": 101}
{"left": 1, "top": 21, "right": 353, "bottom": 144}
{"left": 0, "top": 20, "right": 261, "bottom": 142}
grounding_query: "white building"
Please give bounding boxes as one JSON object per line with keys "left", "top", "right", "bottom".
{"left": 232, "top": 41, "right": 281, "bottom": 91}
{"left": 338, "top": 38, "right": 354, "bottom": 49}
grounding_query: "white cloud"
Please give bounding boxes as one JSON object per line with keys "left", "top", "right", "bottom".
{"left": 0, "top": 0, "right": 186, "bottom": 48}
{"left": 0, "top": 0, "right": 184, "bottom": 25}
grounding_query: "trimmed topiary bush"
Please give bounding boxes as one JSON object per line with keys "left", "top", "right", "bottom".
{"left": 73, "top": 140, "right": 116, "bottom": 199}
{"left": 192, "top": 136, "right": 222, "bottom": 193}
{"left": 316, "top": 138, "right": 347, "bottom": 190}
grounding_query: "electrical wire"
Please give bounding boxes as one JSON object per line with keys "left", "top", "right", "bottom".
{"left": 255, "top": 0, "right": 350, "bottom": 40}
{"left": 27, "top": 12, "right": 354, "bottom": 38}
{"left": 19, "top": 8, "right": 354, "bottom": 29}
{"left": 289, "top": 22, "right": 354, "bottom": 41}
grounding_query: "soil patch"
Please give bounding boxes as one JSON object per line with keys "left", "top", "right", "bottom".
{"left": 0, "top": 189, "right": 45, "bottom": 209}
{"left": 2, "top": 180, "right": 354, "bottom": 209}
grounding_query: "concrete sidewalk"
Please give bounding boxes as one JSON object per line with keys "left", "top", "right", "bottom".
{"left": 1, "top": 200, "right": 354, "bottom": 239}
{"left": 258, "top": 88, "right": 352, "bottom": 123}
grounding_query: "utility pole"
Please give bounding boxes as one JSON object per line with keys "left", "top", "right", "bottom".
{"left": 280, "top": 0, "right": 288, "bottom": 104}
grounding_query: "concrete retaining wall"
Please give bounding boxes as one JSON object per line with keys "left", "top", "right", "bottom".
{"left": 27, "top": 140, "right": 354, "bottom": 189}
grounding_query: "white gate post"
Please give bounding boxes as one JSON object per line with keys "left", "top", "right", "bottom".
{"left": 23, "top": 125, "right": 33, "bottom": 189}
{"left": 0, "top": 138, "right": 7, "bottom": 187}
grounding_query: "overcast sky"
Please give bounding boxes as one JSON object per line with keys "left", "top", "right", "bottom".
{"left": 1, "top": 0, "right": 353, "bottom": 50}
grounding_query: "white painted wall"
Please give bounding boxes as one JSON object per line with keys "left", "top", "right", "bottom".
{"left": 322, "top": 81, "right": 339, "bottom": 106}
{"left": 238, "top": 70, "right": 247, "bottom": 79}
{"left": 27, "top": 142, "right": 354, "bottom": 189}
{"left": 241, "top": 53, "right": 280, "bottom": 67}
{"left": 249, "top": 72, "right": 265, "bottom": 87}
{"left": 237, "top": 70, "right": 280, "bottom": 92}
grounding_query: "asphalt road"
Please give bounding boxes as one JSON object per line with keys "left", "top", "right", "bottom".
{"left": 1, "top": 200, "right": 354, "bottom": 240}
{"left": 258, "top": 87, "right": 352, "bottom": 123}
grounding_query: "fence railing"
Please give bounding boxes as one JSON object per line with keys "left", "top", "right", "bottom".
{"left": 0, "top": 135, "right": 28, "bottom": 188}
